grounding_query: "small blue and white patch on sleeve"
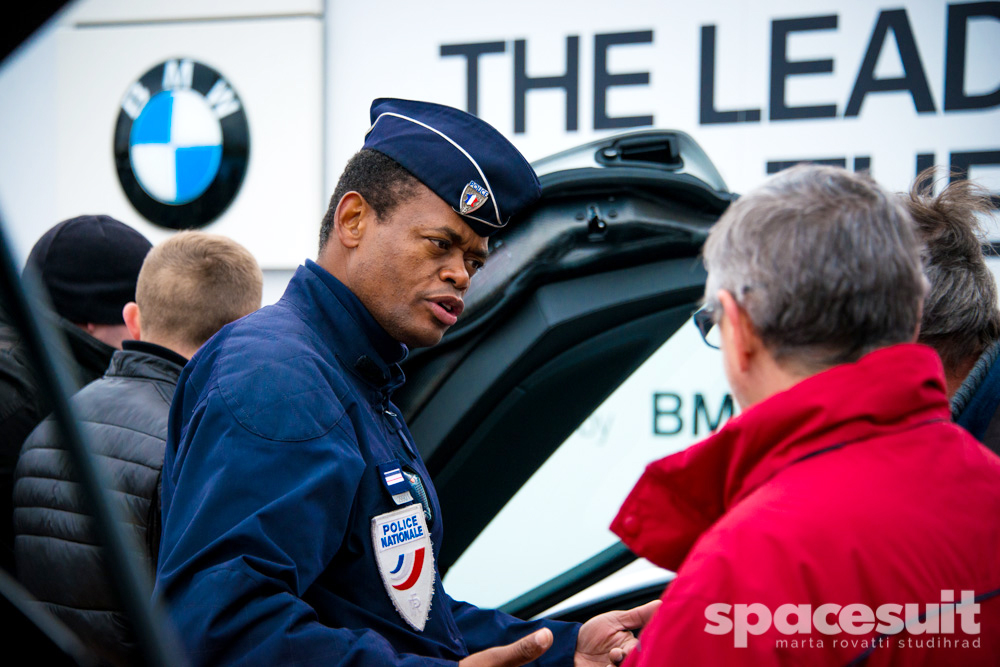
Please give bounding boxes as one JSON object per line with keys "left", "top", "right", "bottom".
{"left": 378, "top": 460, "right": 413, "bottom": 505}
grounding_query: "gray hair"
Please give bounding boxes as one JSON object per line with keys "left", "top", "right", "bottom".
{"left": 905, "top": 169, "right": 1000, "bottom": 374}
{"left": 703, "top": 164, "right": 927, "bottom": 372}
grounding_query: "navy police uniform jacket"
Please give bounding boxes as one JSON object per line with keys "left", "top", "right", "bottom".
{"left": 154, "top": 260, "right": 579, "bottom": 665}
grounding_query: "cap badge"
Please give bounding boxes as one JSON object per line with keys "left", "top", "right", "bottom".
{"left": 460, "top": 181, "right": 490, "bottom": 215}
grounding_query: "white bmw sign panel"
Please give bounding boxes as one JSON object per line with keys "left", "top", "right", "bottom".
{"left": 47, "top": 16, "right": 322, "bottom": 267}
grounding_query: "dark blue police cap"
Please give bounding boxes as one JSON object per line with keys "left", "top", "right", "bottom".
{"left": 364, "top": 98, "right": 541, "bottom": 237}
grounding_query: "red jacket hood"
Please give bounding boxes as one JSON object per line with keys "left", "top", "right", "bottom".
{"left": 611, "top": 344, "right": 950, "bottom": 571}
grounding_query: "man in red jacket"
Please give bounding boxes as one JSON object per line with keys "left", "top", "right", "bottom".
{"left": 611, "top": 164, "right": 1000, "bottom": 665}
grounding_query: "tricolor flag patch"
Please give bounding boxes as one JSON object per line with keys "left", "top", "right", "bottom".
{"left": 378, "top": 460, "right": 413, "bottom": 505}
{"left": 460, "top": 180, "right": 490, "bottom": 215}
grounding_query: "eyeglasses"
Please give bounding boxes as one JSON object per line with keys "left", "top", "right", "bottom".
{"left": 694, "top": 304, "right": 721, "bottom": 349}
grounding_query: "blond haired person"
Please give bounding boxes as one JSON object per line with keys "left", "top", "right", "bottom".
{"left": 13, "top": 232, "right": 262, "bottom": 667}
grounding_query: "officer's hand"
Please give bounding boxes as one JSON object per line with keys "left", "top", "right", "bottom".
{"left": 574, "top": 600, "right": 660, "bottom": 667}
{"left": 459, "top": 628, "right": 553, "bottom": 667}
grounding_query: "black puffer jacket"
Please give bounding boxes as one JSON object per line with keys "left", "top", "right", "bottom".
{"left": 0, "top": 308, "right": 115, "bottom": 575}
{"left": 13, "top": 342, "right": 184, "bottom": 667}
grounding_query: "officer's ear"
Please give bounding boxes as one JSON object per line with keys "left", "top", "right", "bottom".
{"left": 335, "top": 192, "right": 371, "bottom": 249}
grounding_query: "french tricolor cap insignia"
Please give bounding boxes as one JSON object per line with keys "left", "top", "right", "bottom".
{"left": 460, "top": 180, "right": 489, "bottom": 215}
{"left": 378, "top": 460, "right": 413, "bottom": 505}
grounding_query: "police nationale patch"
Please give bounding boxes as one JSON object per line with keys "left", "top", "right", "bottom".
{"left": 372, "top": 505, "right": 435, "bottom": 631}
{"left": 114, "top": 59, "right": 250, "bottom": 229}
{"left": 460, "top": 180, "right": 489, "bottom": 215}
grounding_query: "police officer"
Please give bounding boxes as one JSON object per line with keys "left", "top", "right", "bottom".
{"left": 154, "top": 98, "right": 657, "bottom": 666}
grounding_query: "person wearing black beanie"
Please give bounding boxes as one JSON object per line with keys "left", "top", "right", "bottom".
{"left": 0, "top": 214, "right": 152, "bottom": 580}
{"left": 24, "top": 214, "right": 153, "bottom": 347}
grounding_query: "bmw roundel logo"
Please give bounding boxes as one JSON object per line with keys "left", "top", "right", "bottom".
{"left": 114, "top": 59, "right": 249, "bottom": 229}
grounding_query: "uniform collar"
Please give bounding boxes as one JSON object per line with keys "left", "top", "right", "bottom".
{"left": 57, "top": 314, "right": 117, "bottom": 379}
{"left": 611, "top": 344, "right": 951, "bottom": 571}
{"left": 108, "top": 342, "right": 185, "bottom": 384}
{"left": 952, "top": 339, "right": 1000, "bottom": 440}
{"left": 295, "top": 260, "right": 408, "bottom": 390}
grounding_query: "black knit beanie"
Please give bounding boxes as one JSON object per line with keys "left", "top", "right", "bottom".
{"left": 24, "top": 215, "right": 152, "bottom": 325}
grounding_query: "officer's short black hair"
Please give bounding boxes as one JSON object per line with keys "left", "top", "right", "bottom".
{"left": 318, "top": 149, "right": 421, "bottom": 252}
